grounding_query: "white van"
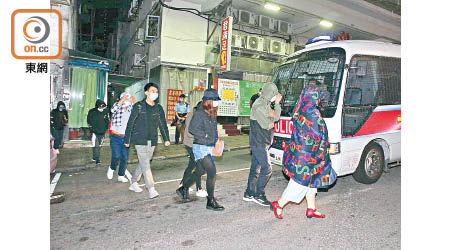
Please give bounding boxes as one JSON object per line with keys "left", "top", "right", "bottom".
{"left": 269, "top": 39, "right": 401, "bottom": 184}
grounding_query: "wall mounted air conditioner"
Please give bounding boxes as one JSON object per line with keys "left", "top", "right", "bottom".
{"left": 278, "top": 20, "right": 292, "bottom": 34}
{"left": 239, "top": 10, "right": 256, "bottom": 25}
{"left": 259, "top": 15, "right": 275, "bottom": 30}
{"left": 246, "top": 36, "right": 264, "bottom": 51}
{"left": 133, "top": 54, "right": 144, "bottom": 67}
{"left": 270, "top": 39, "right": 286, "bottom": 55}
{"left": 231, "top": 34, "right": 243, "bottom": 48}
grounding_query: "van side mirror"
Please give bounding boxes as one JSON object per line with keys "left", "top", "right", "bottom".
{"left": 344, "top": 88, "right": 362, "bottom": 105}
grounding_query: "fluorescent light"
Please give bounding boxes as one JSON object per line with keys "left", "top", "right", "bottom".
{"left": 264, "top": 3, "right": 280, "bottom": 11}
{"left": 319, "top": 20, "right": 333, "bottom": 27}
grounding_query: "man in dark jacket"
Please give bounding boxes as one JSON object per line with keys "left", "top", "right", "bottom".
{"left": 244, "top": 82, "right": 282, "bottom": 206}
{"left": 50, "top": 101, "right": 68, "bottom": 152}
{"left": 124, "top": 82, "right": 170, "bottom": 199}
{"left": 87, "top": 99, "right": 109, "bottom": 165}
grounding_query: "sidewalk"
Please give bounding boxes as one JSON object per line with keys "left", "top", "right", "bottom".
{"left": 56, "top": 135, "right": 250, "bottom": 173}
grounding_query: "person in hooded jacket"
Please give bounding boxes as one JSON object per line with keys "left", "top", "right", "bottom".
{"left": 177, "top": 89, "right": 224, "bottom": 211}
{"left": 50, "top": 101, "right": 68, "bottom": 152}
{"left": 243, "top": 82, "right": 282, "bottom": 206}
{"left": 87, "top": 99, "right": 109, "bottom": 165}
{"left": 270, "top": 79, "right": 337, "bottom": 220}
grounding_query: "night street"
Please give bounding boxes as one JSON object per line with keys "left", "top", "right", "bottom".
{"left": 51, "top": 148, "right": 400, "bottom": 250}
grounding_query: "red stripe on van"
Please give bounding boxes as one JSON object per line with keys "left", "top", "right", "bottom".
{"left": 353, "top": 109, "right": 401, "bottom": 137}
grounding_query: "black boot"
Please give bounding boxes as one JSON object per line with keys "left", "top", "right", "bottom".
{"left": 176, "top": 186, "right": 190, "bottom": 203}
{"left": 206, "top": 196, "right": 224, "bottom": 211}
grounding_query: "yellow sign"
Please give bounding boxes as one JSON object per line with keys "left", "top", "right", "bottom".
{"left": 222, "top": 89, "right": 235, "bottom": 100}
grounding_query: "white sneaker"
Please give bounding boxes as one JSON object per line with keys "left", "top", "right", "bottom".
{"left": 129, "top": 182, "right": 143, "bottom": 193}
{"left": 148, "top": 187, "right": 159, "bottom": 199}
{"left": 107, "top": 167, "right": 114, "bottom": 180}
{"left": 196, "top": 189, "right": 208, "bottom": 198}
{"left": 118, "top": 176, "right": 128, "bottom": 183}
{"left": 55, "top": 149, "right": 60, "bottom": 154}
{"left": 188, "top": 187, "right": 194, "bottom": 193}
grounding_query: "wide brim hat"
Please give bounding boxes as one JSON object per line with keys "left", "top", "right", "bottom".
{"left": 202, "top": 88, "right": 221, "bottom": 101}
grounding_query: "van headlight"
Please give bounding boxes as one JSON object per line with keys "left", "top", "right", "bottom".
{"left": 329, "top": 142, "right": 340, "bottom": 155}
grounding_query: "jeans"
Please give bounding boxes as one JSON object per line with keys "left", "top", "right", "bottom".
{"left": 51, "top": 128, "right": 64, "bottom": 149}
{"left": 92, "top": 133, "right": 105, "bottom": 161}
{"left": 181, "top": 146, "right": 203, "bottom": 190}
{"left": 245, "top": 146, "right": 273, "bottom": 197}
{"left": 132, "top": 140, "right": 156, "bottom": 189}
{"left": 109, "top": 134, "right": 130, "bottom": 177}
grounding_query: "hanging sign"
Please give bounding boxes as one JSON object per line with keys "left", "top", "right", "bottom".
{"left": 166, "top": 89, "right": 183, "bottom": 122}
{"left": 219, "top": 16, "right": 233, "bottom": 72}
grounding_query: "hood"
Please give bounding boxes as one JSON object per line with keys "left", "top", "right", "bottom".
{"left": 250, "top": 82, "right": 279, "bottom": 130}
{"left": 95, "top": 99, "right": 106, "bottom": 108}
{"left": 57, "top": 101, "right": 65, "bottom": 109}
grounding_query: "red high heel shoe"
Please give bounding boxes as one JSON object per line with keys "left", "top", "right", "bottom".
{"left": 271, "top": 201, "right": 283, "bottom": 219}
{"left": 306, "top": 208, "right": 325, "bottom": 219}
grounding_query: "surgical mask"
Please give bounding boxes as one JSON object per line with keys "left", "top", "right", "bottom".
{"left": 270, "top": 96, "right": 276, "bottom": 102}
{"left": 149, "top": 93, "right": 158, "bottom": 101}
{"left": 213, "top": 101, "right": 219, "bottom": 107}
{"left": 124, "top": 100, "right": 132, "bottom": 106}
{"left": 98, "top": 108, "right": 105, "bottom": 112}
{"left": 58, "top": 108, "right": 63, "bottom": 112}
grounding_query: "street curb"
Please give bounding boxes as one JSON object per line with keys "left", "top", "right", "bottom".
{"left": 57, "top": 145, "right": 250, "bottom": 173}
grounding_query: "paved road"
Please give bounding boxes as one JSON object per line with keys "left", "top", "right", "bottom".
{"left": 51, "top": 148, "right": 400, "bottom": 250}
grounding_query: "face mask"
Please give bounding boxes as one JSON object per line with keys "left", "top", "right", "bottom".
{"left": 58, "top": 108, "right": 63, "bottom": 112}
{"left": 124, "top": 100, "right": 132, "bottom": 106}
{"left": 98, "top": 108, "right": 105, "bottom": 112}
{"left": 270, "top": 96, "right": 276, "bottom": 102}
{"left": 149, "top": 93, "right": 158, "bottom": 101}
{"left": 213, "top": 101, "right": 219, "bottom": 107}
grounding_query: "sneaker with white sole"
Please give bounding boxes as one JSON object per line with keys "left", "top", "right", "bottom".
{"left": 148, "top": 187, "right": 159, "bottom": 199}
{"left": 129, "top": 182, "right": 143, "bottom": 193}
{"left": 196, "top": 189, "right": 208, "bottom": 198}
{"left": 107, "top": 167, "right": 114, "bottom": 180}
{"left": 243, "top": 192, "right": 254, "bottom": 202}
{"left": 118, "top": 176, "right": 128, "bottom": 183}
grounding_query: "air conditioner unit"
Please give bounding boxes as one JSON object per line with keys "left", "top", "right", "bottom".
{"left": 278, "top": 20, "right": 292, "bottom": 34}
{"left": 246, "top": 36, "right": 264, "bottom": 51}
{"left": 259, "top": 15, "right": 275, "bottom": 30}
{"left": 270, "top": 40, "right": 286, "bottom": 55}
{"left": 231, "top": 34, "right": 243, "bottom": 48}
{"left": 239, "top": 10, "right": 256, "bottom": 25}
{"left": 133, "top": 54, "right": 144, "bottom": 67}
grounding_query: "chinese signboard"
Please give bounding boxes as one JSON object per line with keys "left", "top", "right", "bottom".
{"left": 238, "top": 81, "right": 265, "bottom": 116}
{"left": 166, "top": 89, "right": 183, "bottom": 122}
{"left": 219, "top": 16, "right": 233, "bottom": 72}
{"left": 217, "top": 79, "right": 239, "bottom": 116}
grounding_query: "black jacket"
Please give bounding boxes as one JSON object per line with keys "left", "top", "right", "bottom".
{"left": 189, "top": 106, "right": 218, "bottom": 146}
{"left": 87, "top": 100, "right": 109, "bottom": 135}
{"left": 124, "top": 99, "right": 170, "bottom": 146}
{"left": 50, "top": 101, "right": 68, "bottom": 130}
{"left": 249, "top": 119, "right": 273, "bottom": 149}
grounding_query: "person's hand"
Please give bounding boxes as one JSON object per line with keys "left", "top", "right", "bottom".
{"left": 275, "top": 93, "right": 283, "bottom": 104}
{"left": 119, "top": 95, "right": 128, "bottom": 105}
{"left": 124, "top": 144, "right": 130, "bottom": 148}
{"left": 164, "top": 141, "right": 170, "bottom": 147}
{"left": 130, "top": 96, "right": 137, "bottom": 104}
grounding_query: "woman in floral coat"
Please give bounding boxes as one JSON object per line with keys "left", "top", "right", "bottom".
{"left": 271, "top": 79, "right": 337, "bottom": 219}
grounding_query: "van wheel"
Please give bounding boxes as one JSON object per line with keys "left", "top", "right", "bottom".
{"left": 353, "top": 142, "right": 384, "bottom": 184}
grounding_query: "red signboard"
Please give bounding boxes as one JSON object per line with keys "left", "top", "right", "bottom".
{"left": 274, "top": 117, "right": 293, "bottom": 136}
{"left": 219, "top": 16, "right": 233, "bottom": 72}
{"left": 166, "top": 89, "right": 183, "bottom": 122}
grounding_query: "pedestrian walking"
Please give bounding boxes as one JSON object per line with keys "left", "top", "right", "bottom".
{"left": 50, "top": 101, "right": 68, "bottom": 153}
{"left": 124, "top": 82, "right": 170, "bottom": 199}
{"left": 87, "top": 99, "right": 109, "bottom": 165}
{"left": 106, "top": 92, "right": 136, "bottom": 183}
{"left": 176, "top": 89, "right": 224, "bottom": 211}
{"left": 243, "top": 82, "right": 282, "bottom": 206}
{"left": 173, "top": 94, "right": 190, "bottom": 144}
{"left": 271, "top": 79, "right": 337, "bottom": 219}
{"left": 176, "top": 101, "right": 207, "bottom": 202}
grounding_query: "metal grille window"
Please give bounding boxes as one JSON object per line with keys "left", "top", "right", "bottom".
{"left": 343, "top": 55, "right": 401, "bottom": 136}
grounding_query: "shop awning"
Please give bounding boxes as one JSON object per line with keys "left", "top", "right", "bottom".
{"left": 108, "top": 74, "right": 145, "bottom": 87}
{"left": 68, "top": 49, "right": 119, "bottom": 71}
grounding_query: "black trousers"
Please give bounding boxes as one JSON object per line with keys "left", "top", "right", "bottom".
{"left": 183, "top": 155, "right": 216, "bottom": 198}
{"left": 180, "top": 146, "right": 203, "bottom": 189}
